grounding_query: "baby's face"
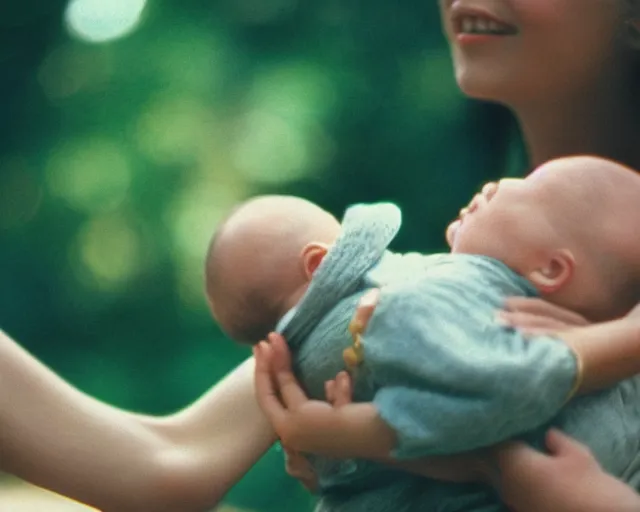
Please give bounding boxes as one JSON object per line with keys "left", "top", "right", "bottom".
{"left": 446, "top": 168, "right": 556, "bottom": 269}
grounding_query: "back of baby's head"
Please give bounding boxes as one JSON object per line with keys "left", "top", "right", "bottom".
{"left": 537, "top": 156, "right": 640, "bottom": 317}
{"left": 205, "top": 195, "right": 340, "bottom": 344}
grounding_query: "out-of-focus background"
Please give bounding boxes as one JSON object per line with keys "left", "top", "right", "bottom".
{"left": 0, "top": 0, "right": 525, "bottom": 510}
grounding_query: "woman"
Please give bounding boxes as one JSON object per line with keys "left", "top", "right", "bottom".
{"left": 3, "top": 0, "right": 640, "bottom": 510}
{"left": 257, "top": 0, "right": 640, "bottom": 509}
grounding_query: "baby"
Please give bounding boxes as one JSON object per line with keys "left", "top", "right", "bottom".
{"left": 206, "top": 156, "right": 640, "bottom": 512}
{"left": 206, "top": 195, "right": 341, "bottom": 344}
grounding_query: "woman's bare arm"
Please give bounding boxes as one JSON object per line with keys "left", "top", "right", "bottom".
{"left": 0, "top": 329, "right": 276, "bottom": 512}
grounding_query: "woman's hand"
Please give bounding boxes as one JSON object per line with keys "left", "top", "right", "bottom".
{"left": 282, "top": 444, "right": 318, "bottom": 493}
{"left": 254, "top": 335, "right": 493, "bottom": 484}
{"left": 495, "top": 430, "right": 640, "bottom": 512}
{"left": 253, "top": 333, "right": 394, "bottom": 459}
{"left": 498, "top": 297, "right": 590, "bottom": 335}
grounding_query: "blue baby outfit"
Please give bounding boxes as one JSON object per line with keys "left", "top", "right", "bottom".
{"left": 276, "top": 203, "right": 640, "bottom": 512}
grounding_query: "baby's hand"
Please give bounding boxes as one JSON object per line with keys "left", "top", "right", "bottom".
{"left": 498, "top": 297, "right": 590, "bottom": 336}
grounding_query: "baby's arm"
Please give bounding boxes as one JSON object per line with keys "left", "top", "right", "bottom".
{"left": 0, "top": 329, "right": 275, "bottom": 512}
{"left": 254, "top": 336, "right": 396, "bottom": 459}
{"left": 255, "top": 297, "right": 640, "bottom": 462}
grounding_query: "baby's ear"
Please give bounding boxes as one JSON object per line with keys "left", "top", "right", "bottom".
{"left": 301, "top": 243, "right": 329, "bottom": 280}
{"left": 527, "top": 249, "right": 575, "bottom": 294}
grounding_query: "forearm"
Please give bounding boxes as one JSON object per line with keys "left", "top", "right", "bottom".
{"left": 283, "top": 402, "right": 396, "bottom": 459}
{"left": 0, "top": 330, "right": 275, "bottom": 511}
{"left": 0, "top": 330, "right": 176, "bottom": 511}
{"left": 558, "top": 318, "right": 640, "bottom": 395}
{"left": 592, "top": 484, "right": 640, "bottom": 512}
{"left": 156, "top": 357, "right": 278, "bottom": 504}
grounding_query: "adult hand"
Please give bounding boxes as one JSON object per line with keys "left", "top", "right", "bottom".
{"left": 282, "top": 444, "right": 318, "bottom": 493}
{"left": 253, "top": 333, "right": 386, "bottom": 458}
{"left": 496, "top": 430, "right": 640, "bottom": 512}
{"left": 254, "top": 335, "right": 491, "bottom": 483}
{"left": 499, "top": 297, "right": 590, "bottom": 335}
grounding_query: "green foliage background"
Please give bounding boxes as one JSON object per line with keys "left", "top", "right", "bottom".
{"left": 0, "top": 1, "right": 525, "bottom": 510}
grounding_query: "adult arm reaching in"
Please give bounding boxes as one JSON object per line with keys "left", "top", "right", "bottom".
{"left": 0, "top": 329, "right": 276, "bottom": 512}
{"left": 256, "top": 331, "right": 640, "bottom": 512}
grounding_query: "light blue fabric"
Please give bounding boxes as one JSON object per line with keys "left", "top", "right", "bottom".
{"left": 277, "top": 203, "right": 640, "bottom": 512}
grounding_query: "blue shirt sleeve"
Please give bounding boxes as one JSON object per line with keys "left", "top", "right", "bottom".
{"left": 362, "top": 278, "right": 579, "bottom": 459}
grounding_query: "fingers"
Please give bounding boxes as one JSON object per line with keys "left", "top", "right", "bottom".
{"left": 333, "top": 372, "right": 353, "bottom": 407}
{"left": 503, "top": 297, "right": 589, "bottom": 327}
{"left": 268, "top": 332, "right": 294, "bottom": 373}
{"left": 325, "top": 372, "right": 353, "bottom": 408}
{"left": 497, "top": 311, "right": 576, "bottom": 334}
{"left": 253, "top": 341, "right": 287, "bottom": 424}
{"left": 544, "top": 429, "right": 591, "bottom": 461}
{"left": 494, "top": 441, "right": 546, "bottom": 482}
{"left": 325, "top": 379, "right": 336, "bottom": 405}
{"left": 268, "top": 333, "right": 309, "bottom": 408}
{"left": 283, "top": 446, "right": 319, "bottom": 493}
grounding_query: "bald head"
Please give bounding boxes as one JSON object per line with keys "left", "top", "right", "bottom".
{"left": 206, "top": 195, "right": 340, "bottom": 343}
{"left": 530, "top": 156, "right": 640, "bottom": 318}
{"left": 531, "top": 156, "right": 640, "bottom": 258}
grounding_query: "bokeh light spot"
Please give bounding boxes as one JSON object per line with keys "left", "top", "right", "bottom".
{"left": 232, "top": 62, "right": 337, "bottom": 184}
{"left": 167, "top": 181, "right": 249, "bottom": 306}
{"left": 247, "top": 62, "right": 338, "bottom": 123}
{"left": 233, "top": 111, "right": 309, "bottom": 184}
{"left": 46, "top": 138, "right": 132, "bottom": 213}
{"left": 65, "top": 0, "right": 147, "bottom": 44}
{"left": 38, "top": 43, "right": 113, "bottom": 100}
{"left": 74, "top": 215, "right": 141, "bottom": 290}
{"left": 0, "top": 157, "right": 43, "bottom": 230}
{"left": 135, "top": 95, "right": 215, "bottom": 166}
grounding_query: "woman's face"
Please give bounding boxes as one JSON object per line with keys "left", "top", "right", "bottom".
{"left": 438, "top": 0, "right": 632, "bottom": 105}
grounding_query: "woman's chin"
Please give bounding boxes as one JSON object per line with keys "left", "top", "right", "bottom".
{"left": 454, "top": 70, "right": 513, "bottom": 104}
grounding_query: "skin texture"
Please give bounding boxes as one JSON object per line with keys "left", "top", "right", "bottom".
{"left": 251, "top": 208, "right": 640, "bottom": 457}
{"left": 254, "top": 315, "right": 640, "bottom": 512}
{"left": 0, "top": 334, "right": 276, "bottom": 511}
{"left": 439, "top": 0, "right": 640, "bottom": 169}
{"left": 448, "top": 156, "right": 640, "bottom": 321}
{"left": 206, "top": 195, "right": 340, "bottom": 344}
{"left": 495, "top": 429, "right": 640, "bottom": 512}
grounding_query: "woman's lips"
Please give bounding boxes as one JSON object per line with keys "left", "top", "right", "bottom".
{"left": 450, "top": 3, "right": 518, "bottom": 42}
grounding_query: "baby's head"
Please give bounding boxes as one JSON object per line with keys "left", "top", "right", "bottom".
{"left": 205, "top": 195, "right": 341, "bottom": 344}
{"left": 447, "top": 156, "right": 640, "bottom": 321}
